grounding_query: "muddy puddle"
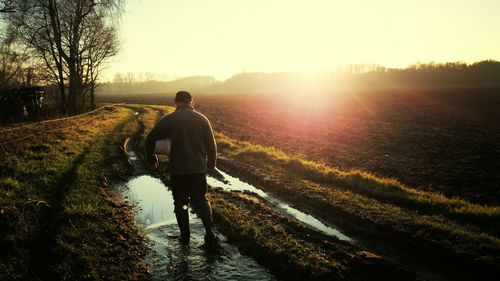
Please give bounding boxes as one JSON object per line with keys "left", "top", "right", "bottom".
{"left": 207, "top": 169, "right": 353, "bottom": 242}
{"left": 122, "top": 175, "right": 276, "bottom": 281}
{"left": 205, "top": 172, "right": 464, "bottom": 281}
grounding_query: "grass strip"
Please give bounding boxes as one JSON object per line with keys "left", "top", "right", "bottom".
{"left": 208, "top": 189, "right": 418, "bottom": 281}
{"left": 0, "top": 106, "right": 149, "bottom": 280}
{"left": 216, "top": 132, "right": 500, "bottom": 235}
{"left": 215, "top": 132, "right": 500, "bottom": 276}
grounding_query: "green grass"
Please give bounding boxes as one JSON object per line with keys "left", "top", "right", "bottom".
{"left": 138, "top": 105, "right": 173, "bottom": 146}
{"left": 217, "top": 132, "right": 500, "bottom": 235}
{"left": 210, "top": 190, "right": 367, "bottom": 280}
{"left": 0, "top": 106, "right": 149, "bottom": 280}
{"left": 215, "top": 132, "right": 500, "bottom": 272}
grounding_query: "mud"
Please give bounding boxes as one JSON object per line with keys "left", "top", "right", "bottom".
{"left": 207, "top": 169, "right": 352, "bottom": 241}
{"left": 121, "top": 174, "right": 276, "bottom": 280}
{"left": 208, "top": 188, "right": 420, "bottom": 281}
{"left": 216, "top": 157, "right": 495, "bottom": 281}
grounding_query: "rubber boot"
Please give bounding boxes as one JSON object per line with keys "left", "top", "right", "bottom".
{"left": 193, "top": 198, "right": 215, "bottom": 237}
{"left": 194, "top": 200, "right": 224, "bottom": 253}
{"left": 175, "top": 207, "right": 190, "bottom": 244}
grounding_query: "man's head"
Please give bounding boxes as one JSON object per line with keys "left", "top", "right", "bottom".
{"left": 174, "top": 91, "right": 193, "bottom": 106}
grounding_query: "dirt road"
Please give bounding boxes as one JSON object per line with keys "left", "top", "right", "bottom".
{"left": 118, "top": 105, "right": 420, "bottom": 281}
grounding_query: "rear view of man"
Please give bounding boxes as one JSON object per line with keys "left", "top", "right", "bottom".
{"left": 145, "top": 91, "right": 220, "bottom": 250}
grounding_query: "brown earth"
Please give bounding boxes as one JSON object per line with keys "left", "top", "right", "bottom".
{"left": 193, "top": 88, "right": 500, "bottom": 205}
{"left": 215, "top": 156, "right": 499, "bottom": 281}
{"left": 208, "top": 188, "right": 420, "bottom": 281}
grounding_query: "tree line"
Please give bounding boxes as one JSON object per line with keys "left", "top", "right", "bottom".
{"left": 100, "top": 60, "right": 500, "bottom": 96}
{"left": 0, "top": 0, "right": 123, "bottom": 114}
{"left": 99, "top": 75, "right": 218, "bottom": 95}
{"left": 223, "top": 60, "right": 500, "bottom": 93}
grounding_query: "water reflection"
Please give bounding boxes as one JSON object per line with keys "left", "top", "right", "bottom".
{"left": 123, "top": 174, "right": 276, "bottom": 281}
{"left": 125, "top": 175, "right": 176, "bottom": 228}
{"left": 207, "top": 169, "right": 353, "bottom": 242}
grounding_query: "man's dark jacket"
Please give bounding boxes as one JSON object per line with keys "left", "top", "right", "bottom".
{"left": 146, "top": 104, "right": 217, "bottom": 174}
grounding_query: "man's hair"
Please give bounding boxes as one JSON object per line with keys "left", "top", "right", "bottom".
{"left": 174, "top": 91, "right": 192, "bottom": 103}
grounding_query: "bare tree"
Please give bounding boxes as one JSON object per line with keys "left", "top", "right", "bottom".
{"left": 0, "top": 33, "right": 47, "bottom": 90}
{"left": 80, "top": 12, "right": 119, "bottom": 109}
{"left": 3, "top": 0, "right": 124, "bottom": 114}
{"left": 125, "top": 72, "right": 135, "bottom": 83}
{"left": 113, "top": 72, "right": 124, "bottom": 83}
{"left": 144, "top": 71, "right": 156, "bottom": 82}
{"left": 0, "top": 39, "right": 23, "bottom": 89}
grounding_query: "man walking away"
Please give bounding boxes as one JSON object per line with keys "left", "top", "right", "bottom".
{"left": 145, "top": 91, "right": 221, "bottom": 251}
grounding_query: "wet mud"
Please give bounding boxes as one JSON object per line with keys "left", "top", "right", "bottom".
{"left": 207, "top": 169, "right": 352, "bottom": 241}
{"left": 120, "top": 170, "right": 275, "bottom": 280}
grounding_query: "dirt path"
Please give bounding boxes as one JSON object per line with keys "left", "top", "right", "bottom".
{"left": 106, "top": 104, "right": 498, "bottom": 281}
{"left": 115, "top": 107, "right": 276, "bottom": 280}
{"left": 111, "top": 104, "right": 499, "bottom": 281}
{"left": 113, "top": 105, "right": 426, "bottom": 281}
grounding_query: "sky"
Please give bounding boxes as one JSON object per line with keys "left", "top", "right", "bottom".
{"left": 104, "top": 0, "right": 500, "bottom": 81}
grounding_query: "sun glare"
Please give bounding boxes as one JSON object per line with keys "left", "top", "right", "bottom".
{"left": 106, "top": 0, "right": 500, "bottom": 81}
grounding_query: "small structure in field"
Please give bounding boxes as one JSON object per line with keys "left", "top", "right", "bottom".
{"left": 0, "top": 86, "right": 45, "bottom": 122}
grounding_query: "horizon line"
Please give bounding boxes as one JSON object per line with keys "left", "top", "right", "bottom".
{"left": 102, "top": 59, "right": 500, "bottom": 83}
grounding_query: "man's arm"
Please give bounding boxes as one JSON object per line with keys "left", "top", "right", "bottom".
{"left": 205, "top": 118, "right": 217, "bottom": 170}
{"left": 145, "top": 117, "right": 169, "bottom": 164}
